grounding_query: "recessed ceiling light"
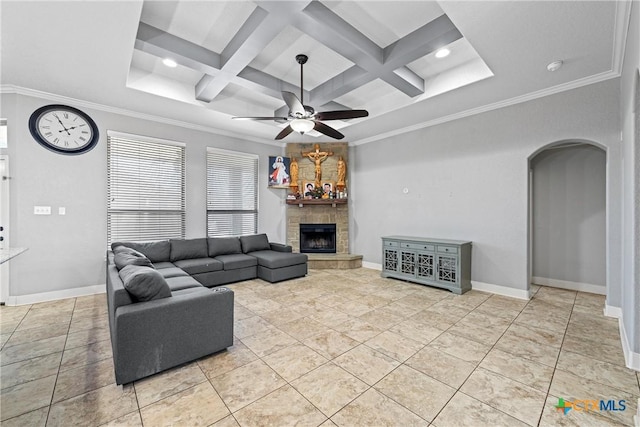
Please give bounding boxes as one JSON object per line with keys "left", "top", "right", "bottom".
{"left": 162, "top": 58, "right": 177, "bottom": 68}
{"left": 435, "top": 48, "right": 450, "bottom": 59}
{"left": 547, "top": 60, "right": 563, "bottom": 72}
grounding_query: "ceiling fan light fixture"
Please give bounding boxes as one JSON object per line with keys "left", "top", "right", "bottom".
{"left": 162, "top": 58, "right": 177, "bottom": 68}
{"left": 435, "top": 48, "right": 450, "bottom": 59}
{"left": 290, "top": 118, "right": 314, "bottom": 134}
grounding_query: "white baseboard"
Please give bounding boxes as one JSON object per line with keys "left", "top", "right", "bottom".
{"left": 5, "top": 284, "right": 106, "bottom": 306}
{"left": 531, "top": 276, "right": 606, "bottom": 295}
{"left": 619, "top": 315, "right": 640, "bottom": 372}
{"left": 604, "top": 304, "right": 623, "bottom": 318}
{"left": 362, "top": 261, "right": 382, "bottom": 270}
{"left": 471, "top": 280, "right": 531, "bottom": 300}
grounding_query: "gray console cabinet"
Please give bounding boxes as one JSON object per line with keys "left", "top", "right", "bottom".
{"left": 381, "top": 236, "right": 472, "bottom": 294}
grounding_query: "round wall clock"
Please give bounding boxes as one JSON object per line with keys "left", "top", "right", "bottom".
{"left": 29, "top": 104, "right": 99, "bottom": 155}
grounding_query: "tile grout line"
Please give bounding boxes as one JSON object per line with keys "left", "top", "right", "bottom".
{"left": 425, "top": 291, "right": 535, "bottom": 426}
{"left": 44, "top": 297, "right": 76, "bottom": 427}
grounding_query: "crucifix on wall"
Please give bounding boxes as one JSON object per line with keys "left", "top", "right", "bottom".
{"left": 302, "top": 144, "right": 333, "bottom": 188}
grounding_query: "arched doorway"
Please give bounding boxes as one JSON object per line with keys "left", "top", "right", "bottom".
{"left": 528, "top": 141, "right": 607, "bottom": 295}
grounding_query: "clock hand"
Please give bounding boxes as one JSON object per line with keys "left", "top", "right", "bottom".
{"left": 54, "top": 115, "right": 71, "bottom": 135}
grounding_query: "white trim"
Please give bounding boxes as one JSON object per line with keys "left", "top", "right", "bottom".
{"left": 206, "top": 146, "right": 260, "bottom": 160}
{"left": 0, "top": 155, "right": 10, "bottom": 304}
{"left": 604, "top": 304, "right": 623, "bottom": 318}
{"left": 0, "top": 84, "right": 281, "bottom": 147}
{"left": 362, "top": 261, "right": 382, "bottom": 270}
{"left": 611, "top": 0, "right": 633, "bottom": 75}
{"left": 352, "top": 70, "right": 620, "bottom": 146}
{"left": 366, "top": 264, "right": 530, "bottom": 299}
{"left": 107, "top": 130, "right": 186, "bottom": 147}
{"left": 5, "top": 285, "right": 105, "bottom": 306}
{"left": 531, "top": 276, "right": 606, "bottom": 295}
{"left": 472, "top": 280, "right": 531, "bottom": 300}
{"left": 619, "top": 315, "right": 640, "bottom": 372}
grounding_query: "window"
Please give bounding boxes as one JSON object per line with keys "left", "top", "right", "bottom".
{"left": 207, "top": 147, "right": 258, "bottom": 237}
{"left": 107, "top": 131, "right": 185, "bottom": 245}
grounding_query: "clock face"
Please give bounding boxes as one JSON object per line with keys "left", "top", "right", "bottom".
{"left": 29, "top": 105, "right": 99, "bottom": 155}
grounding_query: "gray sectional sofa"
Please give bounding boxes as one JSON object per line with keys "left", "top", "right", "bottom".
{"left": 106, "top": 233, "right": 307, "bottom": 384}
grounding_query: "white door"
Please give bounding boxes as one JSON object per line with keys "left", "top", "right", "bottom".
{"left": 0, "top": 155, "right": 9, "bottom": 303}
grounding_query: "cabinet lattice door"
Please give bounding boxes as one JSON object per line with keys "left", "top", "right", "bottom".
{"left": 417, "top": 253, "right": 434, "bottom": 279}
{"left": 384, "top": 248, "right": 398, "bottom": 272}
{"left": 437, "top": 255, "right": 458, "bottom": 284}
{"left": 401, "top": 251, "right": 415, "bottom": 275}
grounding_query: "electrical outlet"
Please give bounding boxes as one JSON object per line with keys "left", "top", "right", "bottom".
{"left": 34, "top": 206, "right": 51, "bottom": 215}
{"left": 58, "top": 207, "right": 66, "bottom": 215}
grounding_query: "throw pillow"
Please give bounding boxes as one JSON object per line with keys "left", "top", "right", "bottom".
{"left": 118, "top": 265, "right": 171, "bottom": 302}
{"left": 111, "top": 240, "right": 170, "bottom": 263}
{"left": 240, "top": 234, "right": 271, "bottom": 253}
{"left": 113, "top": 248, "right": 153, "bottom": 271}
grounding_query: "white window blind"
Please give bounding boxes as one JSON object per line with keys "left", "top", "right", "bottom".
{"left": 107, "top": 132, "right": 185, "bottom": 245}
{"left": 207, "top": 147, "right": 258, "bottom": 237}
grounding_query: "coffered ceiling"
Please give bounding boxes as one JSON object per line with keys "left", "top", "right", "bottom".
{"left": 0, "top": 1, "right": 631, "bottom": 145}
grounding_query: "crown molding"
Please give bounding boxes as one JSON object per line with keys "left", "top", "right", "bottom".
{"left": 612, "top": 0, "right": 633, "bottom": 75}
{"left": 352, "top": 69, "right": 621, "bottom": 146}
{"left": 0, "top": 85, "right": 282, "bottom": 147}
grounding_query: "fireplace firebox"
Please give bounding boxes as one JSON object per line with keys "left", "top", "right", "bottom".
{"left": 300, "top": 223, "right": 336, "bottom": 254}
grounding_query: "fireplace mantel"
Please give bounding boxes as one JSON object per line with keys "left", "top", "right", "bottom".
{"left": 286, "top": 199, "right": 347, "bottom": 207}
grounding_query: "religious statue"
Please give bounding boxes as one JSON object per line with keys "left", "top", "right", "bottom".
{"left": 337, "top": 156, "right": 346, "bottom": 190}
{"left": 302, "top": 143, "right": 333, "bottom": 188}
{"left": 290, "top": 157, "right": 299, "bottom": 190}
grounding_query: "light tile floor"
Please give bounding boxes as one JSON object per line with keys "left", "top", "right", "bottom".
{"left": 1, "top": 268, "right": 639, "bottom": 426}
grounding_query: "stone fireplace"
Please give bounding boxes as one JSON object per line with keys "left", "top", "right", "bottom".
{"left": 284, "top": 142, "right": 361, "bottom": 268}
{"left": 286, "top": 204, "right": 348, "bottom": 254}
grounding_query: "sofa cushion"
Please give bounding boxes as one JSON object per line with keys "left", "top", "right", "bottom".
{"left": 156, "top": 266, "right": 190, "bottom": 279}
{"left": 215, "top": 253, "right": 258, "bottom": 270}
{"left": 249, "top": 251, "right": 308, "bottom": 269}
{"left": 208, "top": 237, "right": 242, "bottom": 257}
{"left": 170, "top": 238, "right": 208, "bottom": 262}
{"left": 152, "top": 261, "right": 176, "bottom": 270}
{"left": 165, "top": 275, "right": 203, "bottom": 292}
{"left": 118, "top": 265, "right": 171, "bottom": 302}
{"left": 240, "top": 234, "right": 271, "bottom": 253}
{"left": 173, "top": 258, "right": 223, "bottom": 275}
{"left": 112, "top": 240, "right": 170, "bottom": 263}
{"left": 113, "top": 248, "right": 153, "bottom": 271}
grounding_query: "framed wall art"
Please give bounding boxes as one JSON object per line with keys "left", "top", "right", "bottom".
{"left": 268, "top": 156, "right": 291, "bottom": 188}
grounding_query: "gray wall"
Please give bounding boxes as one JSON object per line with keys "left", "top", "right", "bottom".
{"left": 351, "top": 78, "right": 620, "bottom": 293}
{"left": 1, "top": 93, "right": 285, "bottom": 298}
{"left": 619, "top": 1, "right": 639, "bottom": 356}
{"left": 531, "top": 145, "right": 606, "bottom": 288}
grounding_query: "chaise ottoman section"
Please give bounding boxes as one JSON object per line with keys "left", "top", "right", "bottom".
{"left": 248, "top": 250, "right": 308, "bottom": 283}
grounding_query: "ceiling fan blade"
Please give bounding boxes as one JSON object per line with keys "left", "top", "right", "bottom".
{"left": 282, "top": 91, "right": 305, "bottom": 116}
{"left": 313, "top": 121, "right": 344, "bottom": 140}
{"left": 315, "top": 109, "right": 369, "bottom": 121}
{"left": 275, "top": 125, "right": 294, "bottom": 140}
{"left": 232, "top": 116, "right": 288, "bottom": 121}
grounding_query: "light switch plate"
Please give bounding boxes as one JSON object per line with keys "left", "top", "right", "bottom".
{"left": 34, "top": 206, "right": 51, "bottom": 215}
{"left": 58, "top": 207, "right": 66, "bottom": 215}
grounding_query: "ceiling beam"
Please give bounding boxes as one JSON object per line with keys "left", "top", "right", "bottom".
{"left": 135, "top": 23, "right": 221, "bottom": 75}
{"left": 296, "top": 4, "right": 462, "bottom": 104}
{"left": 134, "top": 1, "right": 463, "bottom": 119}
{"left": 195, "top": 1, "right": 312, "bottom": 102}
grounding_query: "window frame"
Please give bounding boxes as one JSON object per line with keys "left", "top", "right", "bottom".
{"left": 107, "top": 131, "right": 186, "bottom": 246}
{"left": 206, "top": 147, "right": 259, "bottom": 237}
